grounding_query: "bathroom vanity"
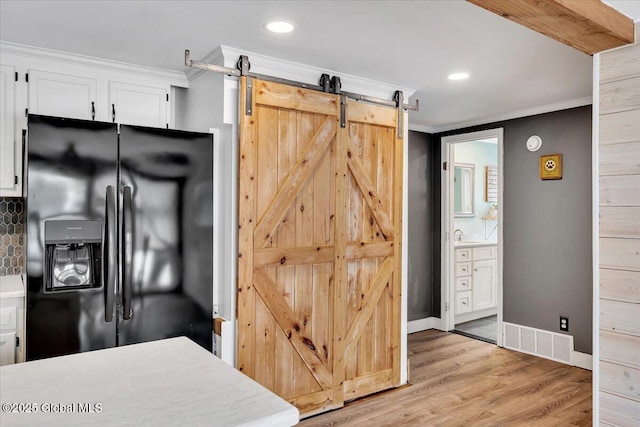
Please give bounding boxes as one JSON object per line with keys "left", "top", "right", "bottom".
{"left": 454, "top": 242, "right": 498, "bottom": 323}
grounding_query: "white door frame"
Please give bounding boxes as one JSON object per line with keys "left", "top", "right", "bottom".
{"left": 441, "top": 128, "right": 504, "bottom": 347}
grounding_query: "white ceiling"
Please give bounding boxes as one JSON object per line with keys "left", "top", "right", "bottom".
{"left": 0, "top": 1, "right": 634, "bottom": 132}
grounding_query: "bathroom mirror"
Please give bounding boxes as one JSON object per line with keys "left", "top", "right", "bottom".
{"left": 454, "top": 163, "right": 475, "bottom": 218}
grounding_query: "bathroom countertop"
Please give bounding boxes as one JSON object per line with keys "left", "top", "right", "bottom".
{"left": 454, "top": 241, "right": 497, "bottom": 248}
{"left": 0, "top": 274, "right": 24, "bottom": 299}
{"left": 0, "top": 337, "right": 299, "bottom": 426}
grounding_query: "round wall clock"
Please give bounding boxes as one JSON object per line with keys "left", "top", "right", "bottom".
{"left": 526, "top": 135, "right": 542, "bottom": 152}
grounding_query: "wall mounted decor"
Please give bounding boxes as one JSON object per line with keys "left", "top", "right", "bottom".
{"left": 485, "top": 166, "right": 498, "bottom": 202}
{"left": 540, "top": 154, "right": 563, "bottom": 180}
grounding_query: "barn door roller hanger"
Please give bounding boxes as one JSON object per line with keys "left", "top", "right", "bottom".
{"left": 185, "top": 50, "right": 418, "bottom": 139}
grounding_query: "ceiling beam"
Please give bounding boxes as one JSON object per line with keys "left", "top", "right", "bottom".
{"left": 467, "top": 0, "right": 635, "bottom": 55}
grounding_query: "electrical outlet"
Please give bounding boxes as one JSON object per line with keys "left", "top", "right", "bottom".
{"left": 560, "top": 316, "right": 569, "bottom": 332}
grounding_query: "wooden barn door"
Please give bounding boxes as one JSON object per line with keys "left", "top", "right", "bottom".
{"left": 237, "top": 77, "right": 402, "bottom": 417}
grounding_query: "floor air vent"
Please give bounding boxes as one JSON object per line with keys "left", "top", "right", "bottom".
{"left": 503, "top": 322, "right": 573, "bottom": 365}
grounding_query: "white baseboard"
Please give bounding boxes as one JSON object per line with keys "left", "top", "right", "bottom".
{"left": 572, "top": 351, "right": 593, "bottom": 371}
{"left": 407, "top": 317, "right": 443, "bottom": 334}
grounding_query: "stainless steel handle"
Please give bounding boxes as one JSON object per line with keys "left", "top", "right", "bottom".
{"left": 104, "top": 186, "right": 116, "bottom": 322}
{"left": 122, "top": 186, "right": 133, "bottom": 320}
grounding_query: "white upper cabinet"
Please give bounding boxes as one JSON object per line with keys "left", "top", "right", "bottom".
{"left": 0, "top": 41, "right": 189, "bottom": 196}
{"left": 109, "top": 82, "right": 168, "bottom": 128}
{"left": 28, "top": 69, "right": 97, "bottom": 120}
{"left": 0, "top": 64, "right": 19, "bottom": 196}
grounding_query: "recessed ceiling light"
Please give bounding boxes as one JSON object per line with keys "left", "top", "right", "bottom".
{"left": 265, "top": 21, "right": 295, "bottom": 34}
{"left": 448, "top": 72, "right": 469, "bottom": 81}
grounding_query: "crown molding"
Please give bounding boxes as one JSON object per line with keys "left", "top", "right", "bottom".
{"left": 408, "top": 123, "right": 438, "bottom": 134}
{"left": 0, "top": 41, "right": 189, "bottom": 87}
{"left": 410, "top": 96, "right": 592, "bottom": 135}
{"left": 198, "top": 45, "right": 415, "bottom": 101}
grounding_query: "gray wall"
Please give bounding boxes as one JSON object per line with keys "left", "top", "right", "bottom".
{"left": 407, "top": 131, "right": 436, "bottom": 321}
{"left": 432, "top": 106, "right": 593, "bottom": 353}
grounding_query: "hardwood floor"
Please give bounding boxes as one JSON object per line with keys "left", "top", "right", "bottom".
{"left": 300, "top": 330, "right": 592, "bottom": 426}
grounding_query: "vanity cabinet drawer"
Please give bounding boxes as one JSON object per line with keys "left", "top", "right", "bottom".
{"left": 455, "top": 248, "right": 471, "bottom": 262}
{"left": 456, "top": 277, "right": 472, "bottom": 292}
{"left": 473, "top": 246, "right": 497, "bottom": 261}
{"left": 455, "top": 262, "right": 472, "bottom": 277}
{"left": 456, "top": 291, "right": 472, "bottom": 313}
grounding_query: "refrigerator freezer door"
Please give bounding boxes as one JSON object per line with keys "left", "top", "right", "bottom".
{"left": 26, "top": 115, "right": 118, "bottom": 360}
{"left": 118, "top": 125, "right": 213, "bottom": 351}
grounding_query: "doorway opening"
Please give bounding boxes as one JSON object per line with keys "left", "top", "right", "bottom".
{"left": 441, "top": 129, "right": 504, "bottom": 346}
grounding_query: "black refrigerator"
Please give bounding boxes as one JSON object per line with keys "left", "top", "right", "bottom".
{"left": 25, "top": 115, "right": 213, "bottom": 361}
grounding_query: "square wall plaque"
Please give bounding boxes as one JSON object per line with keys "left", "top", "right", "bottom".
{"left": 540, "top": 154, "right": 562, "bottom": 180}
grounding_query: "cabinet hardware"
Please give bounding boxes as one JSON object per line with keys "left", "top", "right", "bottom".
{"left": 394, "top": 90, "right": 404, "bottom": 139}
{"left": 443, "top": 162, "right": 448, "bottom": 171}
{"left": 25, "top": 73, "right": 29, "bottom": 82}
{"left": 91, "top": 102, "right": 95, "bottom": 121}
{"left": 14, "top": 175, "right": 18, "bottom": 185}
{"left": 112, "top": 104, "right": 116, "bottom": 123}
{"left": 166, "top": 93, "right": 169, "bottom": 102}
{"left": 16, "top": 336, "right": 19, "bottom": 347}
{"left": 24, "top": 108, "right": 28, "bottom": 117}
{"left": 14, "top": 72, "right": 18, "bottom": 81}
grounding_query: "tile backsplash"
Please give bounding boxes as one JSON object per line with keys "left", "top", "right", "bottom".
{"left": 0, "top": 197, "right": 24, "bottom": 276}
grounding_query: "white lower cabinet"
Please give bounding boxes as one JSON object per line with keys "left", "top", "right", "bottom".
{"left": 0, "top": 299, "right": 24, "bottom": 366}
{"left": 472, "top": 259, "right": 497, "bottom": 311}
{"left": 454, "top": 244, "right": 497, "bottom": 321}
{"left": 0, "top": 331, "right": 17, "bottom": 365}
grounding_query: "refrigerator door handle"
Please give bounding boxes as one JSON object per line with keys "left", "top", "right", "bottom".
{"left": 122, "top": 186, "right": 133, "bottom": 320}
{"left": 104, "top": 186, "right": 116, "bottom": 322}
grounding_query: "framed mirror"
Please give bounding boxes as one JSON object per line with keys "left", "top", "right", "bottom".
{"left": 454, "top": 163, "right": 475, "bottom": 218}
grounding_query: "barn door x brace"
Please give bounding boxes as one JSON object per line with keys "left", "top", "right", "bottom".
{"left": 185, "top": 49, "right": 419, "bottom": 139}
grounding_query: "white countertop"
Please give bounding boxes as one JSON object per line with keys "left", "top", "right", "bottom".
{"left": 0, "top": 274, "right": 24, "bottom": 299}
{"left": 454, "top": 241, "right": 497, "bottom": 248}
{"left": 0, "top": 337, "right": 299, "bottom": 426}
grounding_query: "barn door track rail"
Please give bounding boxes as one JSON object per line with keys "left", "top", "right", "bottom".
{"left": 185, "top": 49, "right": 418, "bottom": 138}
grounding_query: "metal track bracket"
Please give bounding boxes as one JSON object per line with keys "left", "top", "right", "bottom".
{"left": 184, "top": 49, "right": 419, "bottom": 113}
{"left": 245, "top": 77, "right": 253, "bottom": 116}
{"left": 394, "top": 90, "right": 404, "bottom": 140}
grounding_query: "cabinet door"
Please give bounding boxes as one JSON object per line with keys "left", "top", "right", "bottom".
{"left": 109, "top": 81, "right": 167, "bottom": 128}
{"left": 472, "top": 259, "right": 497, "bottom": 311}
{"left": 0, "top": 64, "right": 18, "bottom": 195}
{"left": 0, "top": 331, "right": 16, "bottom": 366}
{"left": 28, "top": 69, "right": 97, "bottom": 120}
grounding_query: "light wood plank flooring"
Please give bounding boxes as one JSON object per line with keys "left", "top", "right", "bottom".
{"left": 300, "top": 330, "right": 592, "bottom": 426}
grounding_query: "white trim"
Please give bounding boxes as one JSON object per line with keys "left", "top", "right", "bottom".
{"left": 592, "top": 52, "right": 601, "bottom": 424}
{"left": 187, "top": 45, "right": 416, "bottom": 101}
{"left": 412, "top": 96, "right": 592, "bottom": 135}
{"left": 440, "top": 128, "right": 504, "bottom": 348}
{"left": 572, "top": 351, "right": 593, "bottom": 371}
{"left": 0, "top": 41, "right": 189, "bottom": 88}
{"left": 407, "top": 317, "right": 443, "bottom": 334}
{"left": 400, "top": 110, "right": 409, "bottom": 386}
